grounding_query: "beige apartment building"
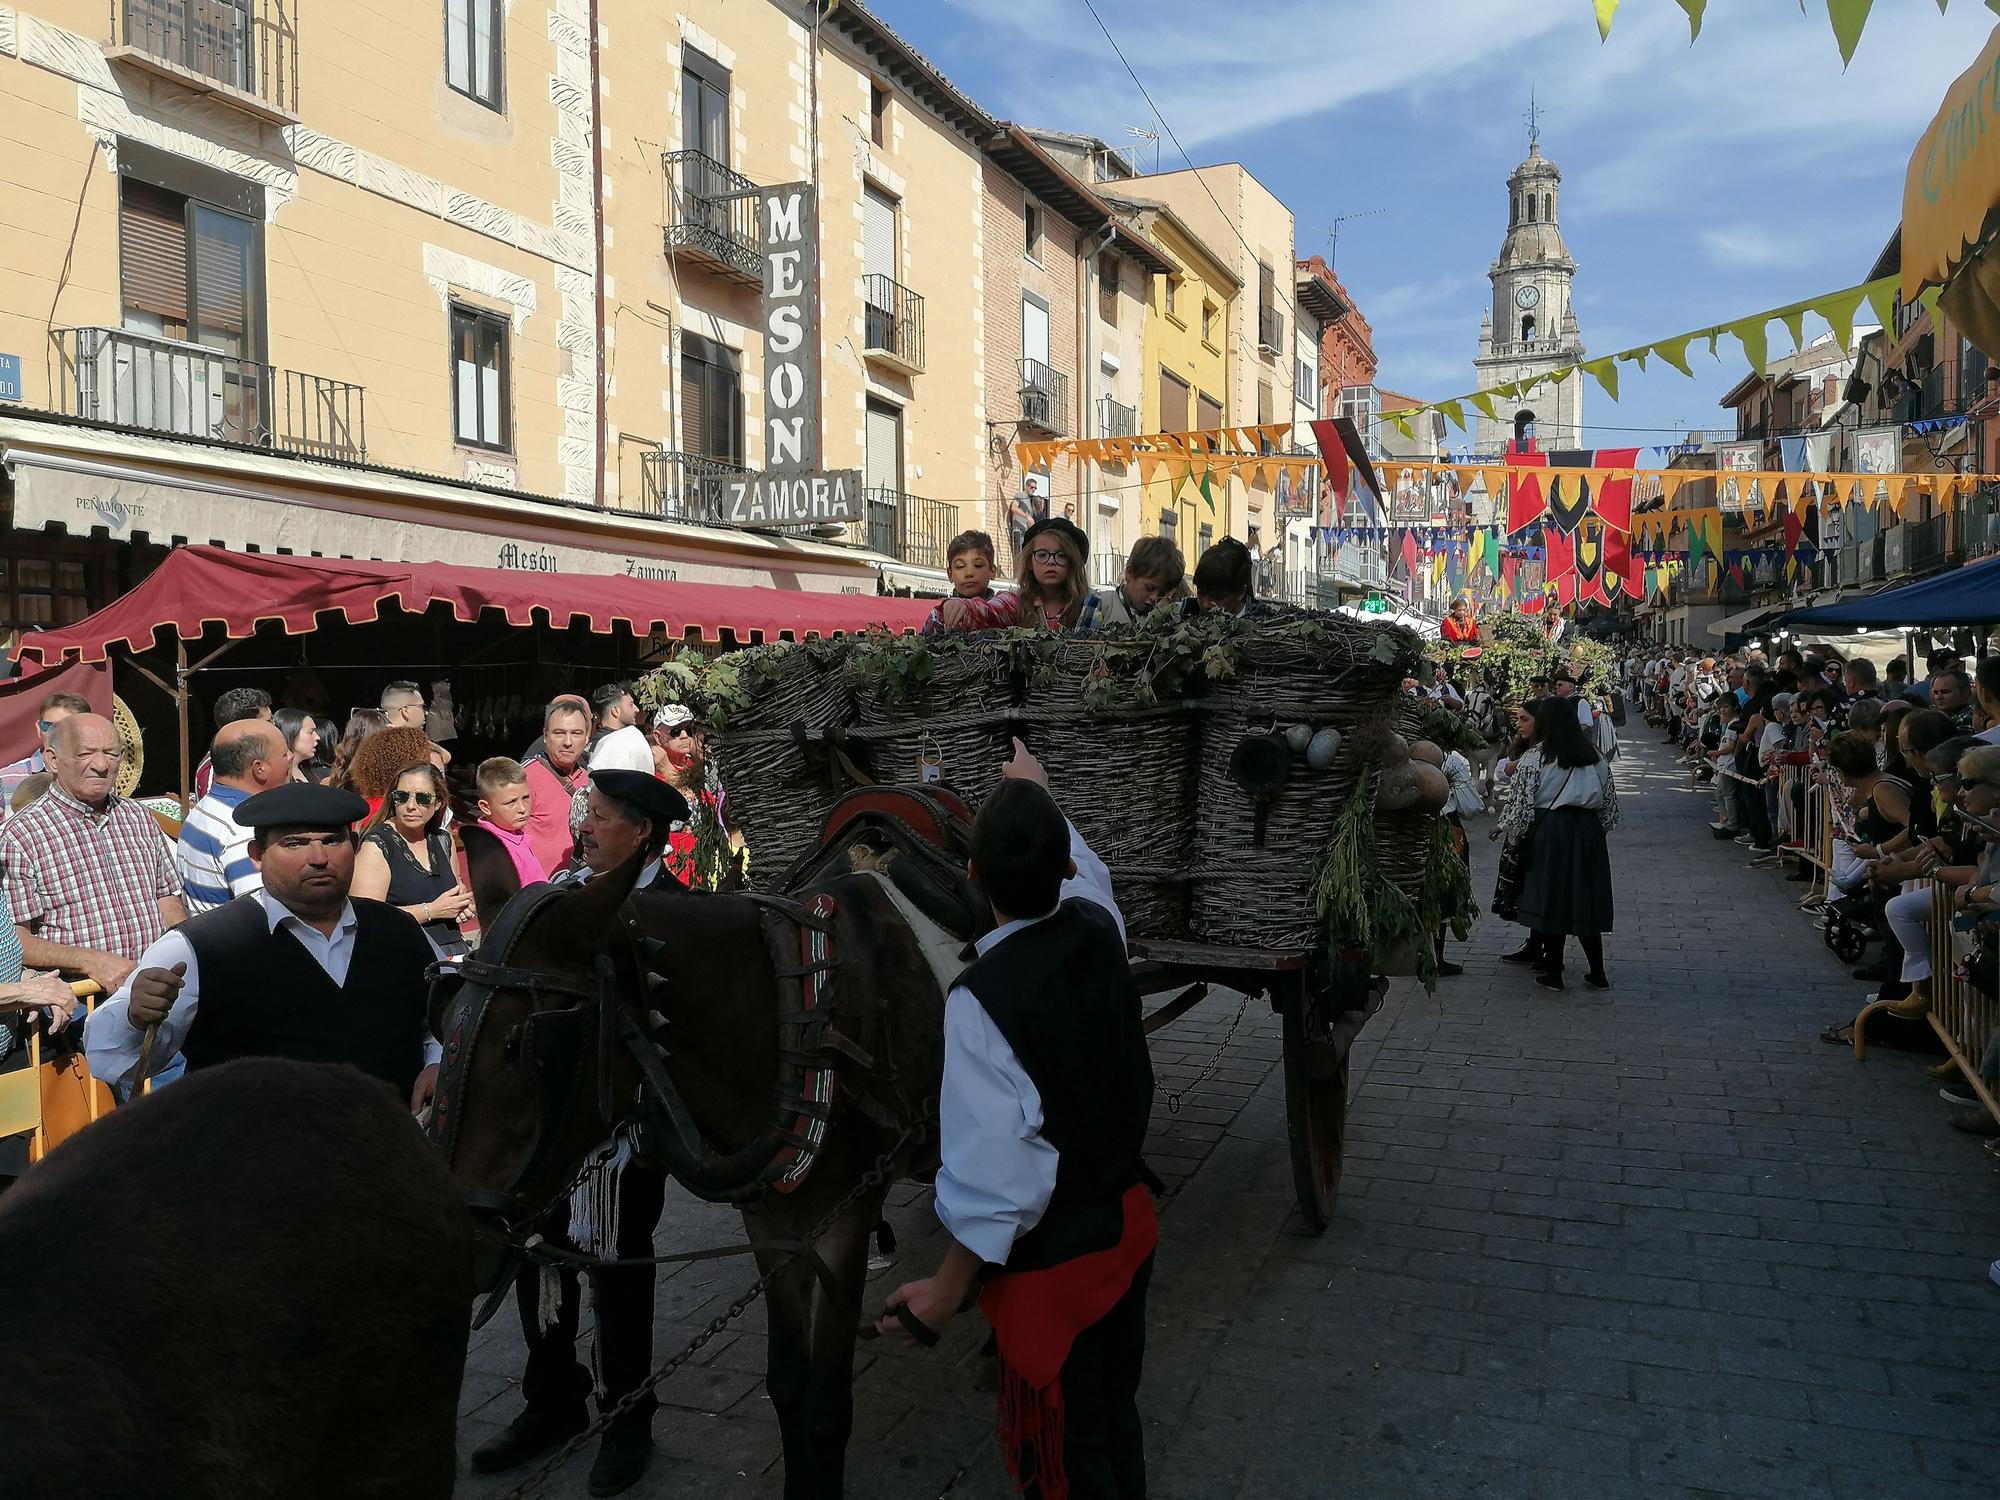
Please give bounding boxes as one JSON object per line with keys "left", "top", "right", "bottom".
{"left": 0, "top": 0, "right": 1274, "bottom": 637}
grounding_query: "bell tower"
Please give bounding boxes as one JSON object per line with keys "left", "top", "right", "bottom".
{"left": 1473, "top": 104, "right": 1584, "bottom": 456}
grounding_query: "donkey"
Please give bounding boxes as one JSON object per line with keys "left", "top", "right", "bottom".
{"left": 0, "top": 1058, "right": 472, "bottom": 1499}
{"left": 430, "top": 836, "right": 950, "bottom": 1500}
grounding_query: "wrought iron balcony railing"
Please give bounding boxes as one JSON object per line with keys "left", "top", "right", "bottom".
{"left": 53, "top": 326, "right": 364, "bottom": 461}
{"left": 639, "top": 449, "right": 755, "bottom": 526}
{"left": 856, "top": 488, "right": 953, "bottom": 569}
{"left": 661, "top": 150, "right": 763, "bottom": 287}
{"left": 1018, "top": 359, "right": 1068, "bottom": 436}
{"left": 862, "top": 275, "right": 925, "bottom": 375}
{"left": 1098, "top": 395, "right": 1137, "bottom": 440}
{"left": 112, "top": 0, "right": 298, "bottom": 117}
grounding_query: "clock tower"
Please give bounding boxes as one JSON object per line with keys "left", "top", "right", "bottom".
{"left": 1472, "top": 126, "right": 1584, "bottom": 456}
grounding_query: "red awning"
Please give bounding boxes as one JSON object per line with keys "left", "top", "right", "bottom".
{"left": 12, "top": 546, "right": 937, "bottom": 667}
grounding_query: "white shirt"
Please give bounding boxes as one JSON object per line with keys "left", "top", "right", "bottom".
{"left": 83, "top": 888, "right": 441, "bottom": 1090}
{"left": 1979, "top": 725, "right": 2000, "bottom": 746}
{"left": 934, "top": 821, "right": 1123, "bottom": 1266}
{"left": 589, "top": 724, "right": 655, "bottom": 775}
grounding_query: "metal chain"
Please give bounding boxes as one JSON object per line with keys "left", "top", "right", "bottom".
{"left": 501, "top": 1109, "right": 932, "bottom": 1500}
{"left": 1160, "top": 990, "right": 1250, "bottom": 1115}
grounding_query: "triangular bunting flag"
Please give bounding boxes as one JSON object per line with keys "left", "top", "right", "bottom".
{"left": 1582, "top": 357, "right": 1620, "bottom": 400}
{"left": 1817, "top": 286, "right": 1866, "bottom": 353}
{"left": 1729, "top": 316, "right": 1770, "bottom": 375}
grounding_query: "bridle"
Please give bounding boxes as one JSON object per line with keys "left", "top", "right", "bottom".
{"left": 426, "top": 880, "right": 632, "bottom": 1233}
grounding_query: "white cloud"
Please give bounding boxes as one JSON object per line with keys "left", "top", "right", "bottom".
{"left": 1697, "top": 226, "right": 1794, "bottom": 271}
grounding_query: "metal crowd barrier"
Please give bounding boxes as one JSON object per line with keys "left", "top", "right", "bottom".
{"left": 1777, "top": 761, "right": 1834, "bottom": 910}
{"left": 1926, "top": 879, "right": 2000, "bottom": 1126}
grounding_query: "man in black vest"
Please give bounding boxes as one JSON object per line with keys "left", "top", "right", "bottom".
{"left": 878, "top": 740, "right": 1157, "bottom": 1499}
{"left": 471, "top": 767, "right": 689, "bottom": 1498}
{"left": 84, "top": 783, "right": 438, "bottom": 1109}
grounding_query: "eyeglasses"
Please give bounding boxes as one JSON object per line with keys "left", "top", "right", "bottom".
{"left": 1029, "top": 549, "right": 1070, "bottom": 565}
{"left": 389, "top": 789, "right": 437, "bottom": 807}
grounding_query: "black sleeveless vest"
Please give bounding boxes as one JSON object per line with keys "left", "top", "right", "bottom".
{"left": 180, "top": 895, "right": 434, "bottom": 1098}
{"left": 958, "top": 899, "right": 1154, "bottom": 1272}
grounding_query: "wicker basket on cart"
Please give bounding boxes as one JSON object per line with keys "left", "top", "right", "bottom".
{"left": 1017, "top": 634, "right": 1199, "bottom": 940}
{"left": 1188, "top": 619, "right": 1423, "bottom": 948}
{"left": 842, "top": 639, "right": 1014, "bottom": 806}
{"left": 709, "top": 646, "right": 850, "bottom": 890}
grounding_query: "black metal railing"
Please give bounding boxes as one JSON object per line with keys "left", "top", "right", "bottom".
{"left": 1917, "top": 366, "right": 1954, "bottom": 422}
{"left": 862, "top": 275, "right": 924, "bottom": 373}
{"left": 1098, "top": 395, "right": 1137, "bottom": 440}
{"left": 856, "top": 488, "right": 953, "bottom": 568}
{"left": 1958, "top": 486, "right": 2000, "bottom": 560}
{"left": 1904, "top": 512, "right": 1950, "bottom": 573}
{"left": 1258, "top": 305, "right": 1284, "bottom": 351}
{"left": 1018, "top": 359, "right": 1068, "bottom": 436}
{"left": 662, "top": 150, "right": 762, "bottom": 285}
{"left": 639, "top": 448, "right": 754, "bottom": 525}
{"left": 116, "top": 0, "right": 297, "bottom": 112}
{"left": 53, "top": 326, "right": 363, "bottom": 460}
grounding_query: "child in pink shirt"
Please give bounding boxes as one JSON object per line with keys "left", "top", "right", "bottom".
{"left": 474, "top": 757, "right": 550, "bottom": 887}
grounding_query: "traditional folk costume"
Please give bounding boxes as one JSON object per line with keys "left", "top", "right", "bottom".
{"left": 84, "top": 785, "right": 436, "bottom": 1097}
{"left": 941, "top": 825, "right": 1158, "bottom": 1499}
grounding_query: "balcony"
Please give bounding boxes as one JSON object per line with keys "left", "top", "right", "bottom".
{"left": 1837, "top": 536, "right": 1886, "bottom": 587}
{"left": 638, "top": 449, "right": 754, "bottom": 526}
{"left": 1899, "top": 513, "right": 1949, "bottom": 574}
{"left": 1258, "top": 306, "right": 1284, "bottom": 353}
{"left": 108, "top": 0, "right": 298, "bottom": 124}
{"left": 862, "top": 275, "right": 925, "bottom": 376}
{"left": 1092, "top": 550, "right": 1125, "bottom": 588}
{"left": 855, "top": 488, "right": 954, "bottom": 569}
{"left": 53, "top": 326, "right": 365, "bottom": 461}
{"left": 1018, "top": 359, "right": 1069, "bottom": 436}
{"left": 1957, "top": 486, "right": 2000, "bottom": 559}
{"left": 1098, "top": 395, "right": 1137, "bottom": 440}
{"left": 661, "top": 151, "right": 763, "bottom": 288}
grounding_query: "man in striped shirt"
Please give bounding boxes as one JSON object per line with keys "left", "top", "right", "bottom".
{"left": 178, "top": 721, "right": 294, "bottom": 913}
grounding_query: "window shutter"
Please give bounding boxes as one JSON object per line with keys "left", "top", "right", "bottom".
{"left": 1159, "top": 370, "right": 1189, "bottom": 432}
{"left": 1197, "top": 393, "right": 1223, "bottom": 430}
{"left": 120, "top": 180, "right": 189, "bottom": 324}
{"left": 679, "top": 348, "right": 707, "bottom": 456}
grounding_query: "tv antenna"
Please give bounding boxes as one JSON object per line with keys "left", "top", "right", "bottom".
{"left": 1327, "top": 208, "right": 1385, "bottom": 268}
{"left": 1123, "top": 122, "right": 1159, "bottom": 174}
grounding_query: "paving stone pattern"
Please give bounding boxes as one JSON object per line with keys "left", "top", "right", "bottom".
{"left": 458, "top": 734, "right": 2000, "bottom": 1497}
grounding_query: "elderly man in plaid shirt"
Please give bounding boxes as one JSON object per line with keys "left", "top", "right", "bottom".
{"left": 0, "top": 713, "right": 185, "bottom": 1007}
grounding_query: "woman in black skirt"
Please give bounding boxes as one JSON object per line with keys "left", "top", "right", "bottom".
{"left": 1498, "top": 696, "right": 1620, "bottom": 990}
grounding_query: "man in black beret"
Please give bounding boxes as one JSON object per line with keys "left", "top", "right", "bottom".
{"left": 84, "top": 782, "right": 439, "bottom": 1110}
{"left": 473, "top": 765, "right": 694, "bottom": 1494}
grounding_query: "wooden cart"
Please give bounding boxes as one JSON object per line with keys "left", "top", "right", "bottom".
{"left": 1130, "top": 939, "right": 1380, "bottom": 1233}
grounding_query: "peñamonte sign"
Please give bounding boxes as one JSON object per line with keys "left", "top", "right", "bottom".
{"left": 713, "top": 181, "right": 859, "bottom": 529}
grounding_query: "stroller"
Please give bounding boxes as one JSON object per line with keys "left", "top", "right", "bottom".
{"left": 1819, "top": 882, "right": 1878, "bottom": 964}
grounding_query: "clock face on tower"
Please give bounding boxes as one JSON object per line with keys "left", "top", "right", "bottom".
{"left": 1515, "top": 284, "right": 1540, "bottom": 310}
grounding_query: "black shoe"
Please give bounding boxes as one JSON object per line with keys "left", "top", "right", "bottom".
{"left": 588, "top": 1425, "right": 655, "bottom": 1497}
{"left": 1500, "top": 946, "right": 1543, "bottom": 965}
{"left": 1851, "top": 963, "right": 1890, "bottom": 982}
{"left": 471, "top": 1407, "right": 590, "bottom": 1475}
{"left": 1711, "top": 826, "right": 1739, "bottom": 840}
{"left": 1536, "top": 972, "right": 1565, "bottom": 991}
{"left": 1583, "top": 972, "right": 1611, "bottom": 990}
{"left": 1435, "top": 959, "right": 1465, "bottom": 977}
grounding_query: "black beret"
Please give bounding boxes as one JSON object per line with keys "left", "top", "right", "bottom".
{"left": 234, "top": 783, "right": 369, "bottom": 832}
{"left": 1021, "top": 515, "right": 1089, "bottom": 559}
{"left": 591, "top": 770, "right": 692, "bottom": 829}
{"left": 1553, "top": 670, "right": 1579, "bottom": 685}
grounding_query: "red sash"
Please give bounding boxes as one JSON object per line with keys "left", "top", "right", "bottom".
{"left": 978, "top": 1183, "right": 1158, "bottom": 1499}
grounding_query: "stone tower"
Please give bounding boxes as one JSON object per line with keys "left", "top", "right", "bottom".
{"left": 1472, "top": 133, "right": 1585, "bottom": 456}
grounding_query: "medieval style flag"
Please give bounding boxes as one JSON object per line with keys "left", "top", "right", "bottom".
{"left": 1544, "top": 525, "right": 1577, "bottom": 585}
{"left": 1591, "top": 446, "right": 1640, "bottom": 534}
{"left": 1504, "top": 446, "right": 1548, "bottom": 536}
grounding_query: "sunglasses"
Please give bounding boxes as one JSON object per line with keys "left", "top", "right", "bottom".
{"left": 664, "top": 726, "right": 697, "bottom": 740}
{"left": 389, "top": 789, "right": 437, "bottom": 807}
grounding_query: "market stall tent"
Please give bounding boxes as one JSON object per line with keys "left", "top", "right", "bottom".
{"left": 1776, "top": 555, "right": 2000, "bottom": 630}
{"left": 11, "top": 546, "right": 936, "bottom": 668}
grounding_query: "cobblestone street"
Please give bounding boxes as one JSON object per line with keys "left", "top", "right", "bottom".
{"left": 459, "top": 734, "right": 2000, "bottom": 1497}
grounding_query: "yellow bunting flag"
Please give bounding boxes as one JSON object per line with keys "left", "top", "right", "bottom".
{"left": 1816, "top": 287, "right": 1866, "bottom": 354}
{"left": 1582, "top": 357, "right": 1619, "bottom": 400}
{"left": 1729, "top": 317, "right": 1770, "bottom": 376}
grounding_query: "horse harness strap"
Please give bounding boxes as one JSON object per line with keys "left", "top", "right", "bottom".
{"left": 520, "top": 1231, "right": 843, "bottom": 1302}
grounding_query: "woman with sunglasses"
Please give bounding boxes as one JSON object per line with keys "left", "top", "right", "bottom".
{"left": 350, "top": 763, "right": 471, "bottom": 956}
{"left": 649, "top": 703, "right": 744, "bottom": 888}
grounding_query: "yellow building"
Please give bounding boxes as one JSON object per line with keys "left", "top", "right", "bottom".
{"left": 1100, "top": 189, "right": 1239, "bottom": 554}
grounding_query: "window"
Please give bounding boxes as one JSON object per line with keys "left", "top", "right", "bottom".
{"left": 1201, "top": 301, "right": 1216, "bottom": 344}
{"left": 0, "top": 554, "right": 93, "bottom": 631}
{"left": 1024, "top": 202, "right": 1043, "bottom": 260}
{"left": 1521, "top": 314, "right": 1536, "bottom": 344}
{"left": 1163, "top": 275, "right": 1179, "bottom": 319}
{"left": 1961, "top": 337, "right": 1993, "bottom": 407}
{"left": 1159, "top": 508, "right": 1178, "bottom": 541}
{"left": 869, "top": 82, "right": 889, "bottom": 148}
{"left": 1098, "top": 252, "right": 1119, "bottom": 326}
{"left": 1159, "top": 368, "right": 1190, "bottom": 432}
{"left": 1526, "top": 195, "right": 1536, "bottom": 223}
{"left": 1514, "top": 410, "right": 1537, "bottom": 444}
{"left": 1197, "top": 392, "right": 1223, "bottom": 431}
{"left": 679, "top": 332, "right": 743, "bottom": 463}
{"left": 1339, "top": 384, "right": 1378, "bottom": 455}
{"left": 683, "top": 48, "right": 730, "bottom": 165}
{"left": 1198, "top": 523, "right": 1214, "bottom": 552}
{"left": 1258, "top": 260, "right": 1276, "bottom": 332}
{"left": 446, "top": 0, "right": 504, "bottom": 111}
{"left": 119, "top": 176, "right": 263, "bottom": 359}
{"left": 1296, "top": 357, "right": 1317, "bottom": 413}
{"left": 1543, "top": 193, "right": 1552, "bottom": 221}
{"left": 1257, "top": 381, "right": 1275, "bottom": 454}
{"left": 450, "top": 304, "right": 510, "bottom": 450}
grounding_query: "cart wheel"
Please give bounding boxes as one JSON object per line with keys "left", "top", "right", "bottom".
{"left": 1282, "top": 997, "right": 1347, "bottom": 1233}
{"left": 1824, "top": 922, "right": 1866, "bottom": 964}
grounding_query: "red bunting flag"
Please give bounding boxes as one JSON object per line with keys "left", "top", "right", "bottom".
{"left": 1505, "top": 444, "right": 1548, "bottom": 536}
{"left": 1592, "top": 446, "right": 1639, "bottom": 534}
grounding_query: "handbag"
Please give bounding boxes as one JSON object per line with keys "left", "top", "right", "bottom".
{"left": 1492, "top": 828, "right": 1534, "bottom": 920}
{"left": 31, "top": 1024, "right": 114, "bottom": 1163}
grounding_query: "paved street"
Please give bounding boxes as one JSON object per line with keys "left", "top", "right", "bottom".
{"left": 459, "top": 733, "right": 2000, "bottom": 1498}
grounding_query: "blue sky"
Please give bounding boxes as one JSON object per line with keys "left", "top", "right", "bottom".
{"left": 870, "top": 0, "right": 1992, "bottom": 451}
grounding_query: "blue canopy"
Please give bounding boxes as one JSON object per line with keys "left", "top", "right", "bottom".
{"left": 1778, "top": 557, "right": 2000, "bottom": 629}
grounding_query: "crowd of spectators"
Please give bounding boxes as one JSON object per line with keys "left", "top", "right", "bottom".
{"left": 1628, "top": 640, "right": 2000, "bottom": 1171}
